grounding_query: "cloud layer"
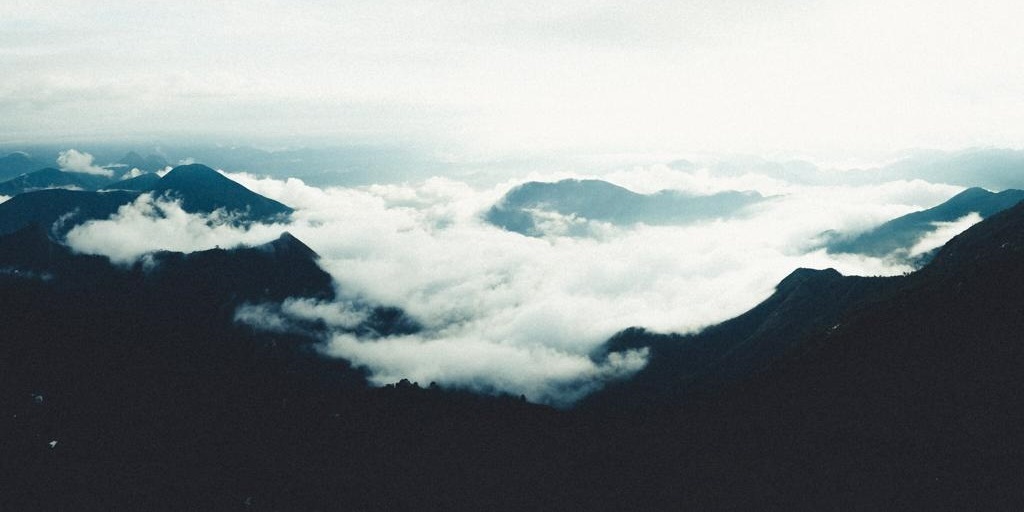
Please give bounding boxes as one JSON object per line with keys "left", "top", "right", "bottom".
{"left": 63, "top": 163, "right": 966, "bottom": 403}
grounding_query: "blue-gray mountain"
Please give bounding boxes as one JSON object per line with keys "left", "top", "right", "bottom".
{"left": 0, "top": 168, "right": 115, "bottom": 197}
{"left": 115, "top": 151, "right": 168, "bottom": 173}
{"left": 821, "top": 186, "right": 1024, "bottom": 263}
{"left": 487, "top": 179, "right": 764, "bottom": 236}
{"left": 0, "top": 163, "right": 291, "bottom": 236}
{"left": 0, "top": 152, "right": 45, "bottom": 182}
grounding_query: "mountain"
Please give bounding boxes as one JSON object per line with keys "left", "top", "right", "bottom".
{"left": 823, "top": 186, "right": 1024, "bottom": 263}
{"left": 150, "top": 164, "right": 292, "bottom": 221}
{"left": 0, "top": 152, "right": 45, "bottom": 182}
{"left": 584, "top": 197, "right": 1024, "bottom": 509}
{"left": 719, "top": 199, "right": 1024, "bottom": 509}
{"left": 0, "top": 168, "right": 115, "bottom": 196}
{"left": 0, "top": 189, "right": 140, "bottom": 237}
{"left": 885, "top": 147, "right": 1024, "bottom": 190}
{"left": 0, "top": 163, "right": 291, "bottom": 237}
{"left": 99, "top": 172, "right": 161, "bottom": 191}
{"left": 116, "top": 151, "right": 168, "bottom": 173}
{"left": 588, "top": 267, "right": 896, "bottom": 409}
{"left": 487, "top": 179, "right": 764, "bottom": 236}
{"left": 7, "top": 167, "right": 1024, "bottom": 509}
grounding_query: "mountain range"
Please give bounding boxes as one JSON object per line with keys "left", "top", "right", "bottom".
{"left": 3, "top": 162, "right": 1024, "bottom": 509}
{"left": 0, "top": 163, "right": 291, "bottom": 236}
{"left": 486, "top": 179, "right": 765, "bottom": 236}
{"left": 822, "top": 186, "right": 1024, "bottom": 263}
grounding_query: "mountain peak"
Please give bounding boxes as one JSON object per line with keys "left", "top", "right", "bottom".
{"left": 150, "top": 163, "right": 293, "bottom": 221}
{"left": 776, "top": 267, "right": 842, "bottom": 294}
{"left": 160, "top": 163, "right": 221, "bottom": 181}
{"left": 261, "top": 231, "right": 318, "bottom": 259}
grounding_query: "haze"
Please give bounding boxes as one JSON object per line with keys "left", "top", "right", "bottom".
{"left": 3, "top": 0, "right": 1023, "bottom": 163}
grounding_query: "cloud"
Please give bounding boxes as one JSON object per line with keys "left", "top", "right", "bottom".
{"left": 122, "top": 168, "right": 145, "bottom": 179}
{"left": 56, "top": 149, "right": 114, "bottom": 177}
{"left": 63, "top": 163, "right": 965, "bottom": 404}
{"left": 65, "top": 194, "right": 284, "bottom": 264}
{"left": 322, "top": 333, "right": 648, "bottom": 405}
{"left": 908, "top": 212, "right": 983, "bottom": 257}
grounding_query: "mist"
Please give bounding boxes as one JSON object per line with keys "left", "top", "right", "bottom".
{"left": 59, "top": 160, "right": 972, "bottom": 404}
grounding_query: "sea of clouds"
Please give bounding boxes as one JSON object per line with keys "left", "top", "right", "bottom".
{"left": 63, "top": 162, "right": 966, "bottom": 403}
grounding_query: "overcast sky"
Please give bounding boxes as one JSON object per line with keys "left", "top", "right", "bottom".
{"left": 2, "top": 0, "right": 1023, "bottom": 161}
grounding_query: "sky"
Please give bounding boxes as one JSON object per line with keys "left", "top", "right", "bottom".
{"left": 2, "top": 0, "right": 1023, "bottom": 162}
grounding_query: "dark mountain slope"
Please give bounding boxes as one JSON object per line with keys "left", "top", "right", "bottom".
{"left": 150, "top": 164, "right": 292, "bottom": 221}
{"left": 0, "top": 163, "right": 290, "bottom": 237}
{"left": 577, "top": 197, "right": 1024, "bottom": 509}
{"left": 487, "top": 179, "right": 764, "bottom": 236}
{"left": 589, "top": 267, "right": 896, "bottom": 409}
{"left": 824, "top": 186, "right": 1024, "bottom": 260}
{"left": 0, "top": 168, "right": 114, "bottom": 196}
{"left": 0, "top": 189, "right": 140, "bottom": 237}
{"left": 714, "top": 200, "right": 1024, "bottom": 509}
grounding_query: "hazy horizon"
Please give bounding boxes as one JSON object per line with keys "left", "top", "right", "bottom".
{"left": 4, "top": 1, "right": 1024, "bottom": 164}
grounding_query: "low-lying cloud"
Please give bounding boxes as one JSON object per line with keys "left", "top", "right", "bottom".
{"left": 908, "top": 212, "right": 983, "bottom": 257}
{"left": 57, "top": 149, "right": 114, "bottom": 177}
{"left": 65, "top": 194, "right": 283, "bottom": 264}
{"left": 62, "top": 163, "right": 966, "bottom": 404}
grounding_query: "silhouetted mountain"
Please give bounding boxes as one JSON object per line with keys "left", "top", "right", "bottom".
{"left": 0, "top": 164, "right": 291, "bottom": 237}
{"left": 582, "top": 198, "right": 1024, "bottom": 509}
{"left": 7, "top": 170, "right": 1024, "bottom": 510}
{"left": 150, "top": 164, "right": 292, "bottom": 221}
{"left": 99, "top": 172, "right": 161, "bottom": 191}
{"left": 487, "top": 179, "right": 764, "bottom": 236}
{"left": 0, "top": 152, "right": 45, "bottom": 182}
{"left": 0, "top": 168, "right": 114, "bottom": 196}
{"left": 823, "top": 186, "right": 1024, "bottom": 262}
{"left": 589, "top": 267, "right": 896, "bottom": 409}
{"left": 116, "top": 151, "right": 168, "bottom": 173}
{"left": 0, "top": 189, "right": 139, "bottom": 237}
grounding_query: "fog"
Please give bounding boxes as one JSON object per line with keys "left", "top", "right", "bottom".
{"left": 62, "top": 161, "right": 967, "bottom": 403}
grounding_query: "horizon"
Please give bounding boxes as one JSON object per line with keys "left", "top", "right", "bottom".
{"left": 3, "top": 1, "right": 1023, "bottom": 164}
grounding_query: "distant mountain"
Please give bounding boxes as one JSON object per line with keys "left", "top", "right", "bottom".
{"left": 0, "top": 189, "right": 139, "bottom": 237}
{"left": 150, "top": 164, "right": 292, "bottom": 221}
{"left": 487, "top": 179, "right": 764, "bottom": 236}
{"left": 116, "top": 151, "right": 168, "bottom": 173}
{"left": 0, "top": 168, "right": 115, "bottom": 196}
{"left": 884, "top": 147, "right": 1024, "bottom": 190}
{"left": 0, "top": 163, "right": 292, "bottom": 236}
{"left": 823, "top": 186, "right": 1024, "bottom": 263}
{"left": 0, "top": 152, "right": 45, "bottom": 182}
{"left": 99, "top": 172, "right": 161, "bottom": 191}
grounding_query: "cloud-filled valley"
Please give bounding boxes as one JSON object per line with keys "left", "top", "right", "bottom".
{"left": 54, "top": 159, "right": 968, "bottom": 403}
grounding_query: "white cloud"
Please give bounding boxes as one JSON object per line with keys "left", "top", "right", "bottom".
{"left": 122, "top": 168, "right": 145, "bottom": 179}
{"left": 64, "top": 194, "right": 284, "bottom": 264}
{"left": 908, "top": 212, "right": 983, "bottom": 257}
{"left": 56, "top": 149, "right": 114, "bottom": 177}
{"left": 62, "top": 164, "right": 967, "bottom": 403}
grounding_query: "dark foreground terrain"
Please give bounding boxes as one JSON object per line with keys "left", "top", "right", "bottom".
{"left": 3, "top": 186, "right": 1024, "bottom": 510}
